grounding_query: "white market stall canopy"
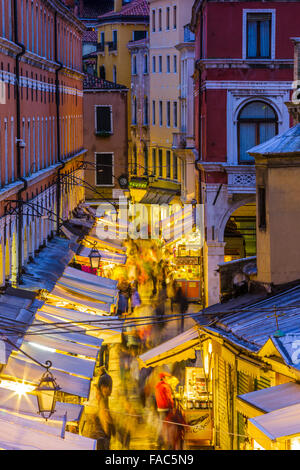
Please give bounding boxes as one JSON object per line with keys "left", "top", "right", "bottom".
{"left": 37, "top": 304, "right": 123, "bottom": 344}
{"left": 2, "top": 356, "right": 92, "bottom": 398}
{"left": 85, "top": 230, "right": 127, "bottom": 253}
{"left": 138, "top": 327, "right": 200, "bottom": 368}
{"left": 248, "top": 403, "right": 300, "bottom": 449}
{"left": 28, "top": 315, "right": 103, "bottom": 348}
{"left": 237, "top": 382, "right": 300, "bottom": 415}
{"left": 24, "top": 322, "right": 102, "bottom": 359}
{"left": 17, "top": 342, "right": 96, "bottom": 379}
{"left": 0, "top": 410, "right": 96, "bottom": 450}
{"left": 58, "top": 267, "right": 119, "bottom": 300}
{"left": 64, "top": 266, "right": 118, "bottom": 289}
{"left": 47, "top": 285, "right": 112, "bottom": 314}
{"left": 0, "top": 388, "right": 83, "bottom": 425}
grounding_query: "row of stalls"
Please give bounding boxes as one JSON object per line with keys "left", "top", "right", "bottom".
{"left": 0, "top": 214, "right": 127, "bottom": 450}
{"left": 138, "top": 326, "right": 214, "bottom": 448}
{"left": 159, "top": 206, "right": 203, "bottom": 302}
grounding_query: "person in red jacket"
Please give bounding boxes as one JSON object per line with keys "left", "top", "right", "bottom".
{"left": 155, "top": 372, "right": 174, "bottom": 449}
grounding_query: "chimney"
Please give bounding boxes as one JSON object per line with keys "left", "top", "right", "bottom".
{"left": 114, "top": 0, "right": 123, "bottom": 12}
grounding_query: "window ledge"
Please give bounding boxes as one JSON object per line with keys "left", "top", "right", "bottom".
{"left": 95, "top": 131, "right": 113, "bottom": 137}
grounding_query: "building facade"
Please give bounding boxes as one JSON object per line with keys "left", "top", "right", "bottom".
{"left": 83, "top": 74, "right": 128, "bottom": 205}
{"left": 0, "top": 0, "right": 86, "bottom": 287}
{"left": 190, "top": 0, "right": 299, "bottom": 306}
{"left": 127, "top": 37, "right": 150, "bottom": 197}
{"left": 147, "top": 0, "right": 195, "bottom": 205}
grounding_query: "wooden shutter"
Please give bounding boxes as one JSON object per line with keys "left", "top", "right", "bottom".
{"left": 96, "top": 106, "right": 111, "bottom": 133}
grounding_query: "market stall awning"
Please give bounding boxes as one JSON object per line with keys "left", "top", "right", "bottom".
{"left": 138, "top": 327, "right": 200, "bottom": 367}
{"left": 17, "top": 342, "right": 96, "bottom": 379}
{"left": 248, "top": 403, "right": 300, "bottom": 449}
{"left": 57, "top": 268, "right": 119, "bottom": 301}
{"left": 85, "top": 230, "right": 126, "bottom": 253}
{"left": 2, "top": 356, "right": 91, "bottom": 398}
{"left": 237, "top": 382, "right": 300, "bottom": 418}
{"left": 29, "top": 315, "right": 103, "bottom": 348}
{"left": 63, "top": 266, "right": 118, "bottom": 290}
{"left": 36, "top": 305, "right": 123, "bottom": 344}
{"left": 24, "top": 322, "right": 101, "bottom": 359}
{"left": 56, "top": 279, "right": 117, "bottom": 304}
{"left": 47, "top": 286, "right": 112, "bottom": 314}
{"left": 20, "top": 237, "right": 77, "bottom": 292}
{"left": 0, "top": 410, "right": 96, "bottom": 450}
{"left": 0, "top": 388, "right": 83, "bottom": 425}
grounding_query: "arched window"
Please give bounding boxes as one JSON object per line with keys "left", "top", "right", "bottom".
{"left": 238, "top": 101, "right": 277, "bottom": 163}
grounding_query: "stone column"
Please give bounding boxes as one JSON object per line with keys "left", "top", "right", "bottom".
{"left": 204, "top": 241, "right": 226, "bottom": 307}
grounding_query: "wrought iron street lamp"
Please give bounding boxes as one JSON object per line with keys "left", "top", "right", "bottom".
{"left": 88, "top": 242, "right": 102, "bottom": 269}
{"left": 35, "top": 360, "right": 61, "bottom": 420}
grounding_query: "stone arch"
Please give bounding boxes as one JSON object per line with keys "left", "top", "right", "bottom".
{"left": 234, "top": 97, "right": 282, "bottom": 125}
{"left": 218, "top": 195, "right": 256, "bottom": 243}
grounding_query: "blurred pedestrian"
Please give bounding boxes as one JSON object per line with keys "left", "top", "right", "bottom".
{"left": 155, "top": 281, "right": 167, "bottom": 330}
{"left": 117, "top": 278, "right": 131, "bottom": 315}
{"left": 174, "top": 285, "right": 189, "bottom": 332}
{"left": 131, "top": 280, "right": 141, "bottom": 312}
{"left": 94, "top": 367, "right": 115, "bottom": 450}
{"left": 155, "top": 372, "right": 174, "bottom": 449}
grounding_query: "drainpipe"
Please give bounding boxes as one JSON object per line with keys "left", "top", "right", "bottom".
{"left": 54, "top": 11, "right": 64, "bottom": 235}
{"left": 193, "top": 4, "right": 205, "bottom": 305}
{"left": 14, "top": 0, "right": 27, "bottom": 284}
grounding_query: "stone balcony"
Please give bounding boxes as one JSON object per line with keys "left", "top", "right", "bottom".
{"left": 225, "top": 165, "right": 256, "bottom": 194}
{"left": 172, "top": 132, "right": 195, "bottom": 150}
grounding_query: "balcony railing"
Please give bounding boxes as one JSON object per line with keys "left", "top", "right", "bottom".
{"left": 172, "top": 132, "right": 195, "bottom": 150}
{"left": 108, "top": 41, "right": 117, "bottom": 52}
{"left": 97, "top": 43, "right": 105, "bottom": 52}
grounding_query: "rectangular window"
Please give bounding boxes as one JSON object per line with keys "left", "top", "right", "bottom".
{"left": 133, "top": 30, "right": 147, "bottom": 41}
{"left": 159, "top": 55, "right": 162, "bottom": 73}
{"left": 132, "top": 55, "right": 137, "bottom": 75}
{"left": 167, "top": 55, "right": 170, "bottom": 73}
{"left": 159, "top": 101, "right": 163, "bottom": 126}
{"left": 173, "top": 102, "right": 178, "bottom": 128}
{"left": 159, "top": 149, "right": 163, "bottom": 177}
{"left": 247, "top": 13, "right": 271, "bottom": 59}
{"left": 167, "top": 101, "right": 171, "bottom": 127}
{"left": 96, "top": 153, "right": 113, "bottom": 186}
{"left": 166, "top": 7, "right": 170, "bottom": 30}
{"left": 152, "top": 100, "right": 156, "bottom": 125}
{"left": 144, "top": 54, "right": 148, "bottom": 74}
{"left": 101, "top": 31, "right": 105, "bottom": 45}
{"left": 258, "top": 186, "right": 266, "bottom": 229}
{"left": 173, "top": 55, "right": 177, "bottom": 73}
{"left": 152, "top": 148, "right": 156, "bottom": 176}
{"left": 152, "top": 10, "right": 156, "bottom": 32}
{"left": 173, "top": 5, "right": 177, "bottom": 29}
{"left": 173, "top": 154, "right": 178, "bottom": 180}
{"left": 112, "top": 30, "right": 118, "bottom": 48}
{"left": 166, "top": 150, "right": 171, "bottom": 178}
{"left": 159, "top": 9, "right": 162, "bottom": 31}
{"left": 152, "top": 56, "right": 156, "bottom": 73}
{"left": 95, "top": 106, "right": 112, "bottom": 134}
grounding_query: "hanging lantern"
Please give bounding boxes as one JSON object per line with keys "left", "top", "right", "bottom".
{"left": 89, "top": 245, "right": 102, "bottom": 269}
{"left": 35, "top": 362, "right": 61, "bottom": 421}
